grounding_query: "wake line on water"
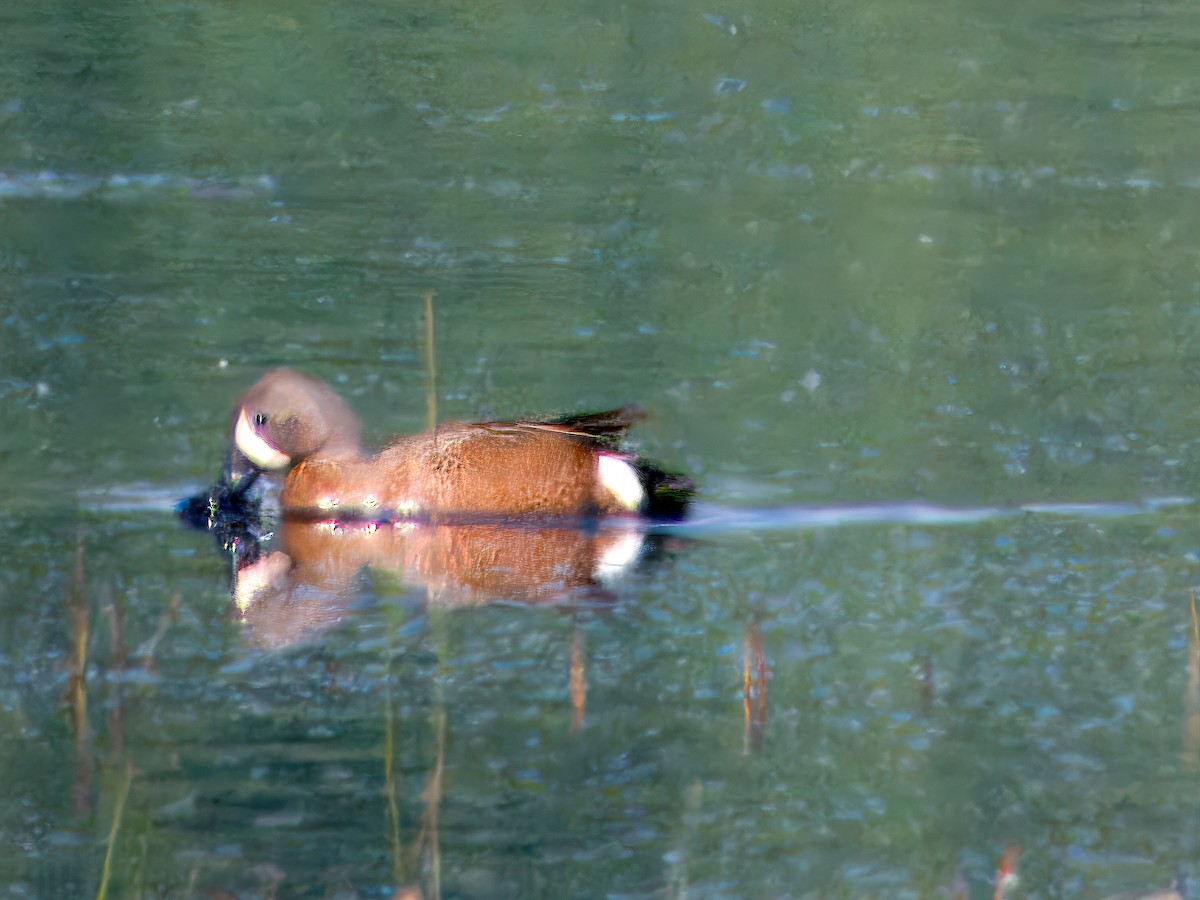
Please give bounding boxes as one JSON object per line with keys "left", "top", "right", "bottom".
{"left": 679, "top": 497, "right": 1196, "bottom": 533}
{"left": 81, "top": 485, "right": 1195, "bottom": 531}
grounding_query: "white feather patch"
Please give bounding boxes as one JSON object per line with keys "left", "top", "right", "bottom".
{"left": 235, "top": 407, "right": 291, "bottom": 470}
{"left": 598, "top": 454, "right": 644, "bottom": 511}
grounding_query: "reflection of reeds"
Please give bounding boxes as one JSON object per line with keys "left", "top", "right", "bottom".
{"left": 137, "top": 592, "right": 180, "bottom": 673}
{"left": 1185, "top": 591, "right": 1200, "bottom": 769}
{"left": 919, "top": 654, "right": 935, "bottom": 714}
{"left": 385, "top": 657, "right": 404, "bottom": 882}
{"left": 95, "top": 759, "right": 134, "bottom": 900}
{"left": 66, "top": 534, "right": 140, "bottom": 898}
{"left": 423, "top": 598, "right": 447, "bottom": 900}
{"left": 103, "top": 592, "right": 125, "bottom": 765}
{"left": 992, "top": 844, "right": 1019, "bottom": 900}
{"left": 413, "top": 708, "right": 445, "bottom": 900}
{"left": 382, "top": 587, "right": 447, "bottom": 898}
{"left": 665, "top": 779, "right": 703, "bottom": 900}
{"left": 67, "top": 536, "right": 93, "bottom": 817}
{"left": 742, "top": 621, "right": 767, "bottom": 754}
{"left": 570, "top": 626, "right": 587, "bottom": 732}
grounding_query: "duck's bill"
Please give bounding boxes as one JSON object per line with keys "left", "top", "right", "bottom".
{"left": 223, "top": 446, "right": 264, "bottom": 493}
{"left": 179, "top": 449, "right": 265, "bottom": 538}
{"left": 177, "top": 475, "right": 261, "bottom": 527}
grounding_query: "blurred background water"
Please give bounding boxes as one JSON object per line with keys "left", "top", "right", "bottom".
{"left": 1, "top": 0, "right": 1199, "bottom": 896}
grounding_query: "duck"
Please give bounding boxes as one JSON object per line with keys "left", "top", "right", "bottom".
{"left": 224, "top": 368, "right": 693, "bottom": 523}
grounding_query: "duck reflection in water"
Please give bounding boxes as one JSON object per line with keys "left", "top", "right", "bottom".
{"left": 181, "top": 368, "right": 693, "bottom": 648}
{"left": 232, "top": 519, "right": 665, "bottom": 648}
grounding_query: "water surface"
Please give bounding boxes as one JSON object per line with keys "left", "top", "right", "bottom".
{"left": 2, "top": 0, "right": 1199, "bottom": 895}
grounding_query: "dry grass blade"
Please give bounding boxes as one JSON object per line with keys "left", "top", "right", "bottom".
{"left": 1186, "top": 591, "right": 1200, "bottom": 769}
{"left": 67, "top": 537, "right": 93, "bottom": 816}
{"left": 424, "top": 290, "right": 437, "bottom": 433}
{"left": 95, "top": 759, "right": 134, "bottom": 900}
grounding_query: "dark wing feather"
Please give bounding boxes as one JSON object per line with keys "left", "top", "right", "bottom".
{"left": 472, "top": 406, "right": 645, "bottom": 444}
{"left": 541, "top": 405, "right": 645, "bottom": 437}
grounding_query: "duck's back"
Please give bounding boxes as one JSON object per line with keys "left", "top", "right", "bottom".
{"left": 280, "top": 421, "right": 644, "bottom": 522}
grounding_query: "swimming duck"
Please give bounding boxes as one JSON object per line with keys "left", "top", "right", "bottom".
{"left": 225, "top": 368, "right": 692, "bottom": 522}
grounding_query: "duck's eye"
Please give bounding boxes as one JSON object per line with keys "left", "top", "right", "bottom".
{"left": 253, "top": 412, "right": 269, "bottom": 427}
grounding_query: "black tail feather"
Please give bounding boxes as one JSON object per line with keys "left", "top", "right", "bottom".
{"left": 636, "top": 460, "right": 694, "bottom": 521}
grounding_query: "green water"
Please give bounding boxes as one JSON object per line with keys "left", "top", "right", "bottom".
{"left": 2, "top": 0, "right": 1199, "bottom": 896}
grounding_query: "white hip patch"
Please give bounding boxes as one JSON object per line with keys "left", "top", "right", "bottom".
{"left": 598, "top": 454, "right": 644, "bottom": 512}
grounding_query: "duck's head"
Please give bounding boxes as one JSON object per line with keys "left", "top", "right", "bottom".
{"left": 225, "top": 368, "right": 362, "bottom": 485}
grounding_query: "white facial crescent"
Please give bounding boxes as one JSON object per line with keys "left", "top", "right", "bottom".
{"left": 235, "top": 407, "right": 292, "bottom": 470}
